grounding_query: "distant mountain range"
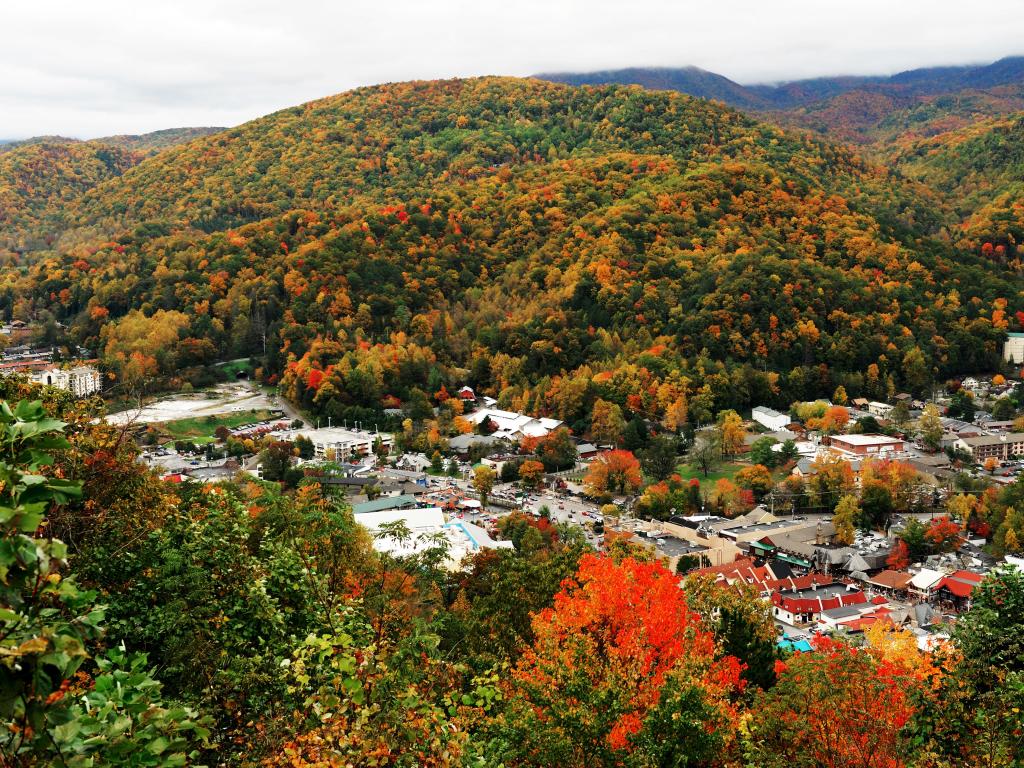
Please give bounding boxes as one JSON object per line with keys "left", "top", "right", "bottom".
{"left": 0, "top": 127, "right": 225, "bottom": 155}
{"left": 536, "top": 56, "right": 1024, "bottom": 110}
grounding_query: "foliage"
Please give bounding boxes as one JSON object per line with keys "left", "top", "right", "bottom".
{"left": 493, "top": 555, "right": 742, "bottom": 766}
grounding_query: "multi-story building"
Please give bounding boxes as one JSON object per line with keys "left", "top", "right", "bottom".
{"left": 955, "top": 433, "right": 1024, "bottom": 461}
{"left": 31, "top": 364, "right": 102, "bottom": 397}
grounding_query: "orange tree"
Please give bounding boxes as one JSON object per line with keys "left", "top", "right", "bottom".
{"left": 745, "top": 636, "right": 925, "bottom": 768}
{"left": 583, "top": 449, "right": 643, "bottom": 497}
{"left": 490, "top": 554, "right": 743, "bottom": 766}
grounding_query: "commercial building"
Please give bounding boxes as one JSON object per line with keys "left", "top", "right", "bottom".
{"left": 830, "top": 433, "right": 905, "bottom": 456}
{"left": 287, "top": 426, "right": 394, "bottom": 460}
{"left": 955, "top": 433, "right": 1024, "bottom": 462}
{"left": 751, "top": 406, "right": 790, "bottom": 432}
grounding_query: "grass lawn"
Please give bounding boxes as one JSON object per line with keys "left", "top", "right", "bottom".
{"left": 674, "top": 461, "right": 745, "bottom": 484}
{"left": 162, "top": 408, "right": 275, "bottom": 440}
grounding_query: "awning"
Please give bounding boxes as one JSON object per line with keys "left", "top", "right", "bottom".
{"left": 775, "top": 553, "right": 813, "bottom": 568}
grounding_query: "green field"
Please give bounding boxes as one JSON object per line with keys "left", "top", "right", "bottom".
{"left": 161, "top": 408, "right": 275, "bottom": 440}
{"left": 675, "top": 461, "right": 745, "bottom": 484}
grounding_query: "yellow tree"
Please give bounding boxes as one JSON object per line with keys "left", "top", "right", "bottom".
{"left": 832, "top": 494, "right": 860, "bottom": 545}
{"left": 716, "top": 410, "right": 746, "bottom": 457}
{"left": 473, "top": 465, "right": 496, "bottom": 506}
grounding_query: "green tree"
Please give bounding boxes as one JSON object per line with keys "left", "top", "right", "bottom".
{"left": 0, "top": 400, "right": 208, "bottom": 765}
{"left": 748, "top": 436, "right": 779, "bottom": 468}
{"left": 473, "top": 465, "right": 497, "bottom": 506}
{"left": 638, "top": 434, "right": 678, "bottom": 481}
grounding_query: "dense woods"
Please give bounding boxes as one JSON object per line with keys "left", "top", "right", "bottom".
{"left": 1, "top": 77, "right": 1022, "bottom": 433}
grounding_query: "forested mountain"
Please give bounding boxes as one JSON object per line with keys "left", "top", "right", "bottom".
{"left": 0, "top": 141, "right": 139, "bottom": 258}
{"left": 540, "top": 56, "right": 1024, "bottom": 110}
{"left": 539, "top": 56, "right": 1024, "bottom": 145}
{"left": 0, "top": 77, "right": 1018, "bottom": 431}
{"left": 885, "top": 112, "right": 1024, "bottom": 259}
{"left": 93, "top": 126, "right": 225, "bottom": 153}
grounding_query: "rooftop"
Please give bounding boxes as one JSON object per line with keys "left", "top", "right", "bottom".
{"left": 831, "top": 433, "right": 903, "bottom": 446}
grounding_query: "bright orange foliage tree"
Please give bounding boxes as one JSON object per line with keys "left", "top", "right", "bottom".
{"left": 498, "top": 555, "right": 743, "bottom": 766}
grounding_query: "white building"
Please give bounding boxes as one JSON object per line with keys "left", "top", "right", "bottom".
{"left": 284, "top": 426, "right": 394, "bottom": 460}
{"left": 1005, "top": 334, "right": 1024, "bottom": 364}
{"left": 752, "top": 406, "right": 790, "bottom": 432}
{"left": 867, "top": 401, "right": 894, "bottom": 418}
{"left": 464, "top": 408, "right": 563, "bottom": 441}
{"left": 354, "top": 507, "right": 512, "bottom": 568}
{"left": 31, "top": 364, "right": 102, "bottom": 397}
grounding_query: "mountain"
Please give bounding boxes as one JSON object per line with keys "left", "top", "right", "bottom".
{"left": 0, "top": 77, "right": 1015, "bottom": 429}
{"left": 0, "top": 128, "right": 228, "bottom": 260}
{"left": 94, "top": 126, "right": 225, "bottom": 154}
{"left": 537, "top": 57, "right": 1024, "bottom": 146}
{"left": 536, "top": 66, "right": 770, "bottom": 110}
{"left": 0, "top": 140, "right": 140, "bottom": 257}
{"left": 537, "top": 56, "right": 1024, "bottom": 110}
{"left": 885, "top": 111, "right": 1024, "bottom": 258}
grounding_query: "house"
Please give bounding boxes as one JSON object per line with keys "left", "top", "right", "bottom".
{"left": 909, "top": 568, "right": 945, "bottom": 597}
{"left": 752, "top": 406, "right": 790, "bottom": 432}
{"left": 448, "top": 433, "right": 508, "bottom": 455}
{"left": 830, "top": 433, "right": 905, "bottom": 456}
{"left": 933, "top": 570, "right": 985, "bottom": 609}
{"left": 457, "top": 386, "right": 476, "bottom": 400}
{"left": 867, "top": 569, "right": 914, "bottom": 595}
{"left": 395, "top": 453, "right": 432, "bottom": 472}
{"left": 851, "top": 398, "right": 870, "bottom": 409}
{"left": 955, "top": 433, "right": 1024, "bottom": 462}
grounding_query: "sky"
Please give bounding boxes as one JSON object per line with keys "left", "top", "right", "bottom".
{"left": 4, "top": 0, "right": 1024, "bottom": 138}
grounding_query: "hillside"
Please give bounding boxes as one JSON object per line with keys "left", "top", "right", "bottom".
{"left": 2, "top": 77, "right": 1018, "bottom": 427}
{"left": 0, "top": 140, "right": 140, "bottom": 258}
{"left": 885, "top": 111, "right": 1024, "bottom": 259}
{"left": 95, "top": 126, "right": 226, "bottom": 154}
{"left": 538, "top": 57, "right": 1024, "bottom": 146}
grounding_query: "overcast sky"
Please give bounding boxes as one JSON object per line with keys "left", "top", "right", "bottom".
{"left": 4, "top": 0, "right": 1023, "bottom": 138}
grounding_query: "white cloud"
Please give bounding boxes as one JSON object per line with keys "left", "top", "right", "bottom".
{"left": 2, "top": 0, "right": 1022, "bottom": 137}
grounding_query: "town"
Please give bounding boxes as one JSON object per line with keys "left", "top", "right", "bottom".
{"left": 11, "top": 335, "right": 1021, "bottom": 657}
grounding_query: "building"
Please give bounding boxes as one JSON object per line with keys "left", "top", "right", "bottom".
{"left": 770, "top": 583, "right": 869, "bottom": 626}
{"left": 830, "top": 433, "right": 904, "bottom": 456}
{"left": 285, "top": 426, "right": 393, "bottom": 460}
{"left": 867, "top": 401, "right": 894, "bottom": 418}
{"left": 353, "top": 506, "right": 512, "bottom": 568}
{"left": 752, "top": 406, "right": 790, "bottom": 432}
{"left": 955, "top": 433, "right": 1024, "bottom": 462}
{"left": 30, "top": 364, "right": 102, "bottom": 397}
{"left": 999, "top": 333, "right": 1024, "bottom": 364}
{"left": 463, "top": 408, "right": 563, "bottom": 441}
